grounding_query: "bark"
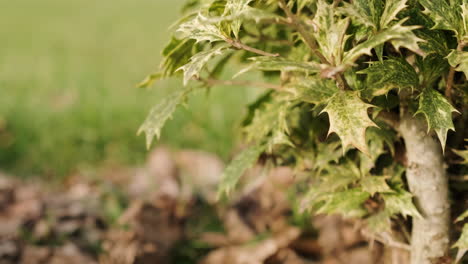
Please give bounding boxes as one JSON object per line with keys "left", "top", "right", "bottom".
{"left": 398, "top": 115, "right": 450, "bottom": 264}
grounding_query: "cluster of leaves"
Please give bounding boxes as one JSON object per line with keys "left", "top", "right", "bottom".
{"left": 138, "top": 0, "right": 468, "bottom": 259}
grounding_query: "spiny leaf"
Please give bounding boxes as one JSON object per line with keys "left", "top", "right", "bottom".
{"left": 380, "top": 0, "right": 408, "bottom": 28}
{"left": 417, "top": 54, "right": 450, "bottom": 86}
{"left": 315, "top": 189, "right": 371, "bottom": 218}
{"left": 343, "top": 19, "right": 424, "bottom": 65}
{"left": 360, "top": 57, "right": 419, "bottom": 99}
{"left": 137, "top": 72, "right": 163, "bottom": 89}
{"left": 360, "top": 175, "right": 392, "bottom": 195}
{"left": 285, "top": 77, "right": 339, "bottom": 105}
{"left": 313, "top": 0, "right": 350, "bottom": 63}
{"left": 236, "top": 56, "right": 322, "bottom": 77}
{"left": 319, "top": 159, "right": 362, "bottom": 191}
{"left": 453, "top": 149, "right": 468, "bottom": 164}
{"left": 382, "top": 189, "right": 421, "bottom": 218}
{"left": 321, "top": 91, "right": 378, "bottom": 154}
{"left": 359, "top": 127, "right": 396, "bottom": 174}
{"left": 418, "top": 0, "right": 464, "bottom": 39}
{"left": 456, "top": 210, "right": 468, "bottom": 222}
{"left": 401, "top": 8, "right": 449, "bottom": 56}
{"left": 338, "top": 0, "right": 382, "bottom": 29}
{"left": 416, "top": 88, "right": 459, "bottom": 150}
{"left": 217, "top": 144, "right": 265, "bottom": 198}
{"left": 177, "top": 13, "right": 226, "bottom": 43}
{"left": 367, "top": 211, "right": 392, "bottom": 232}
{"left": 448, "top": 50, "right": 468, "bottom": 77}
{"left": 244, "top": 99, "right": 292, "bottom": 149}
{"left": 453, "top": 224, "right": 468, "bottom": 263}
{"left": 138, "top": 88, "right": 191, "bottom": 149}
{"left": 224, "top": 0, "right": 252, "bottom": 39}
{"left": 463, "top": 0, "right": 468, "bottom": 41}
{"left": 160, "top": 38, "right": 197, "bottom": 77}
{"left": 178, "top": 45, "right": 229, "bottom": 85}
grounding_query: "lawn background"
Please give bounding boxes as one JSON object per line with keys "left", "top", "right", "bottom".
{"left": 0, "top": 0, "right": 255, "bottom": 178}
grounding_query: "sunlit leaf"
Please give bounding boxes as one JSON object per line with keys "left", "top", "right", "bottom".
{"left": 343, "top": 19, "right": 423, "bottom": 65}
{"left": 418, "top": 0, "right": 464, "bottom": 39}
{"left": 361, "top": 175, "right": 392, "bottom": 195}
{"left": 138, "top": 88, "right": 191, "bottom": 149}
{"left": 238, "top": 56, "right": 322, "bottom": 76}
{"left": 453, "top": 224, "right": 468, "bottom": 263}
{"left": 178, "top": 45, "right": 229, "bottom": 85}
{"left": 360, "top": 57, "right": 419, "bottom": 99}
{"left": 416, "top": 88, "right": 459, "bottom": 150}
{"left": 313, "top": 0, "right": 350, "bottom": 63}
{"left": 177, "top": 13, "right": 226, "bottom": 43}
{"left": 447, "top": 50, "right": 468, "bottom": 77}
{"left": 321, "top": 91, "right": 377, "bottom": 154}
{"left": 285, "top": 77, "right": 339, "bottom": 105}
{"left": 217, "top": 144, "right": 265, "bottom": 198}
{"left": 380, "top": 0, "right": 408, "bottom": 28}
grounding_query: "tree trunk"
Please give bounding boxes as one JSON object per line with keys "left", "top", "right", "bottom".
{"left": 398, "top": 115, "right": 450, "bottom": 264}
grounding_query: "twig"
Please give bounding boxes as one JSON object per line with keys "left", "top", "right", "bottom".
{"left": 278, "top": 0, "right": 350, "bottom": 90}
{"left": 446, "top": 42, "right": 465, "bottom": 100}
{"left": 278, "top": 0, "right": 327, "bottom": 63}
{"left": 362, "top": 230, "right": 411, "bottom": 251}
{"left": 197, "top": 77, "right": 283, "bottom": 90}
{"left": 449, "top": 174, "right": 468, "bottom": 181}
{"left": 226, "top": 38, "right": 279, "bottom": 57}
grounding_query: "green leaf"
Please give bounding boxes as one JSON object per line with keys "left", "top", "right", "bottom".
{"left": 418, "top": 0, "right": 464, "bottom": 39}
{"left": 161, "top": 38, "right": 197, "bottom": 77}
{"left": 315, "top": 189, "right": 371, "bottom": 218}
{"left": 453, "top": 149, "right": 468, "bottom": 164}
{"left": 252, "top": 56, "right": 322, "bottom": 72}
{"left": 138, "top": 88, "right": 191, "bottom": 149}
{"left": 453, "top": 224, "right": 468, "bottom": 263}
{"left": 313, "top": 0, "right": 350, "bottom": 64}
{"left": 382, "top": 188, "right": 421, "bottom": 218}
{"left": 321, "top": 91, "right": 377, "bottom": 154}
{"left": 320, "top": 159, "right": 362, "bottom": 191}
{"left": 360, "top": 175, "right": 392, "bottom": 195}
{"left": 360, "top": 58, "right": 419, "bottom": 99}
{"left": 448, "top": 50, "right": 468, "bottom": 77}
{"left": 417, "top": 54, "right": 450, "bottom": 86}
{"left": 367, "top": 211, "right": 392, "bottom": 232}
{"left": 223, "top": 0, "right": 252, "bottom": 39}
{"left": 178, "top": 45, "right": 229, "bottom": 85}
{"left": 359, "top": 126, "right": 396, "bottom": 174}
{"left": 285, "top": 77, "right": 339, "bottom": 105}
{"left": 137, "top": 72, "right": 163, "bottom": 89}
{"left": 343, "top": 19, "right": 423, "bottom": 65}
{"left": 244, "top": 99, "right": 292, "bottom": 149}
{"left": 338, "top": 0, "right": 382, "bottom": 29}
{"left": 380, "top": 0, "right": 408, "bottom": 28}
{"left": 416, "top": 88, "right": 459, "bottom": 150}
{"left": 401, "top": 8, "right": 449, "bottom": 56}
{"left": 177, "top": 13, "right": 226, "bottom": 43}
{"left": 237, "top": 56, "right": 322, "bottom": 76}
{"left": 217, "top": 144, "right": 265, "bottom": 198}
{"left": 456, "top": 210, "right": 468, "bottom": 222}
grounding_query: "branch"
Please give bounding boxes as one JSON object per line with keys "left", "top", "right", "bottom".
{"left": 362, "top": 230, "right": 411, "bottom": 251}
{"left": 376, "top": 111, "right": 400, "bottom": 129}
{"left": 197, "top": 77, "right": 283, "bottom": 90}
{"left": 226, "top": 38, "right": 279, "bottom": 57}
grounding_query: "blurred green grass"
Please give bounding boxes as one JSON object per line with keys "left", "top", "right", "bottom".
{"left": 0, "top": 0, "right": 253, "bottom": 178}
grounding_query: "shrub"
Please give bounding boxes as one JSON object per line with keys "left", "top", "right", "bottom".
{"left": 140, "top": 0, "right": 468, "bottom": 263}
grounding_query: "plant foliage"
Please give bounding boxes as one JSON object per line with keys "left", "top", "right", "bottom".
{"left": 140, "top": 0, "right": 467, "bottom": 260}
